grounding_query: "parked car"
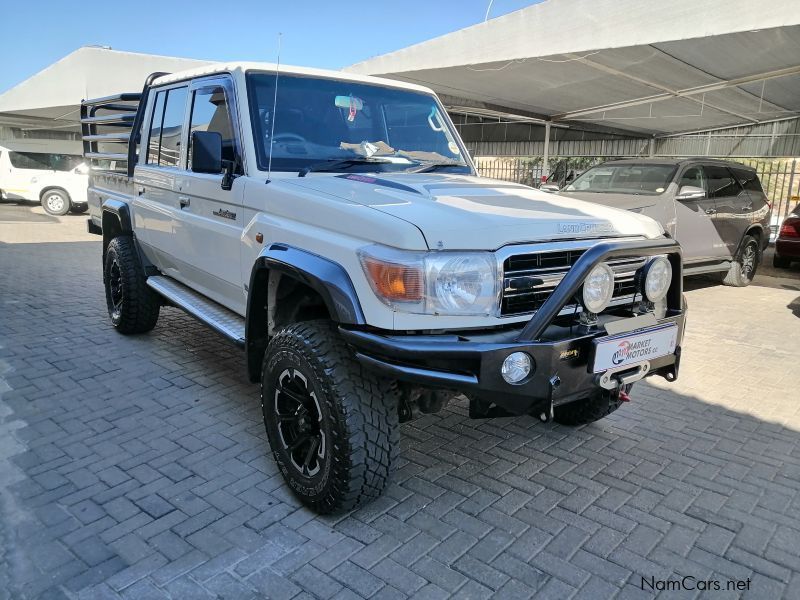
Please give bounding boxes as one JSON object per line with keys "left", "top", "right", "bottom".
{"left": 540, "top": 158, "right": 587, "bottom": 192}
{"left": 81, "top": 63, "right": 686, "bottom": 513}
{"left": 773, "top": 203, "right": 800, "bottom": 268}
{"left": 0, "top": 145, "right": 89, "bottom": 215}
{"left": 558, "top": 159, "right": 772, "bottom": 286}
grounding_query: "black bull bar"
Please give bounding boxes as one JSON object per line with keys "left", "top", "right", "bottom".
{"left": 340, "top": 238, "right": 685, "bottom": 415}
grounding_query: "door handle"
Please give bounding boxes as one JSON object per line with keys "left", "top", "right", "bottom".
{"left": 179, "top": 196, "right": 190, "bottom": 208}
{"left": 137, "top": 186, "right": 145, "bottom": 196}
{"left": 705, "top": 208, "right": 716, "bottom": 215}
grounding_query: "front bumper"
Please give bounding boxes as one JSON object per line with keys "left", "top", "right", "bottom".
{"left": 342, "top": 238, "right": 686, "bottom": 416}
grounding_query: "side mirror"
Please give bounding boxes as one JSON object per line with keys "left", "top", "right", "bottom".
{"left": 190, "top": 131, "right": 223, "bottom": 174}
{"left": 540, "top": 183, "right": 560, "bottom": 193}
{"left": 676, "top": 185, "right": 706, "bottom": 201}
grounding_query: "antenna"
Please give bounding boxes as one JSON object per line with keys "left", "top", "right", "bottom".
{"left": 266, "top": 33, "right": 282, "bottom": 183}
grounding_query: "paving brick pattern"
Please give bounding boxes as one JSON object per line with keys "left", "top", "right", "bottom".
{"left": 2, "top": 205, "right": 800, "bottom": 599}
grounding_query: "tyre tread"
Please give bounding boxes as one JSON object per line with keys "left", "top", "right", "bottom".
{"left": 104, "top": 236, "right": 160, "bottom": 334}
{"left": 262, "top": 320, "right": 398, "bottom": 513}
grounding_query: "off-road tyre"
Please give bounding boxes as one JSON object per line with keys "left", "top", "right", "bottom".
{"left": 553, "top": 388, "right": 627, "bottom": 426}
{"left": 773, "top": 253, "right": 792, "bottom": 269}
{"left": 261, "top": 320, "right": 398, "bottom": 514}
{"left": 721, "top": 235, "right": 759, "bottom": 287}
{"left": 41, "top": 189, "right": 70, "bottom": 216}
{"left": 103, "top": 236, "right": 160, "bottom": 334}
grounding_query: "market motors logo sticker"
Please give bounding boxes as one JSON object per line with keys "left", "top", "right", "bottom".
{"left": 612, "top": 338, "right": 654, "bottom": 365}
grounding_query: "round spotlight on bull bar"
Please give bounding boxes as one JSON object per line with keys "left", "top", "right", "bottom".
{"left": 501, "top": 352, "right": 533, "bottom": 384}
{"left": 642, "top": 256, "right": 672, "bottom": 303}
{"left": 581, "top": 262, "right": 615, "bottom": 314}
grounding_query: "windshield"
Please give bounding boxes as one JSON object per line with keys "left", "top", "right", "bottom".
{"left": 247, "top": 73, "right": 471, "bottom": 174}
{"left": 565, "top": 164, "right": 677, "bottom": 195}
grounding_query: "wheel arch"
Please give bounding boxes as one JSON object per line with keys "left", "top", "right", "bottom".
{"left": 245, "top": 244, "right": 366, "bottom": 382}
{"left": 101, "top": 200, "right": 133, "bottom": 263}
{"left": 736, "top": 224, "right": 768, "bottom": 257}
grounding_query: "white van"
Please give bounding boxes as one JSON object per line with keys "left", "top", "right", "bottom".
{"left": 0, "top": 146, "right": 89, "bottom": 215}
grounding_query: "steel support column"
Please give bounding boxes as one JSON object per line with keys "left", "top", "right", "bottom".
{"left": 543, "top": 121, "right": 551, "bottom": 181}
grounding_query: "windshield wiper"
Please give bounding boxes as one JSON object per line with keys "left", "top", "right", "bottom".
{"left": 407, "top": 162, "right": 462, "bottom": 173}
{"left": 298, "top": 158, "right": 392, "bottom": 177}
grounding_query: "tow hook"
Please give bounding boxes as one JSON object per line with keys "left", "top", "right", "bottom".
{"left": 618, "top": 388, "right": 631, "bottom": 402}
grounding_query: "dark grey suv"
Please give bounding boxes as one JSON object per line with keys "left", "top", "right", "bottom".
{"left": 559, "top": 158, "right": 772, "bottom": 286}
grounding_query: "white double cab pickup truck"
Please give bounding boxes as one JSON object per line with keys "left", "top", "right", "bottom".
{"left": 82, "top": 62, "right": 687, "bottom": 513}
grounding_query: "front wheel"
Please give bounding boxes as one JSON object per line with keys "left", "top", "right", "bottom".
{"left": 41, "top": 190, "right": 70, "bottom": 216}
{"left": 721, "top": 235, "right": 760, "bottom": 287}
{"left": 104, "top": 236, "right": 160, "bottom": 334}
{"left": 261, "top": 320, "right": 398, "bottom": 514}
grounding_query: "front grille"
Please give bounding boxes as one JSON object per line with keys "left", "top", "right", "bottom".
{"left": 501, "top": 248, "right": 646, "bottom": 316}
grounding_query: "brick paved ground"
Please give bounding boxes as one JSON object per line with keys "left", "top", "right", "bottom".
{"left": 2, "top": 202, "right": 800, "bottom": 599}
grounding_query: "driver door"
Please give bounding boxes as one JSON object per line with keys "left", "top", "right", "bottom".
{"left": 673, "top": 165, "right": 727, "bottom": 264}
{"left": 172, "top": 76, "right": 247, "bottom": 314}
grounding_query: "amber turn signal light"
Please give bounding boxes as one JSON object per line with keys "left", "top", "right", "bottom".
{"left": 361, "top": 258, "right": 423, "bottom": 302}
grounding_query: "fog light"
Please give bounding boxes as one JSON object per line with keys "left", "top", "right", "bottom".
{"left": 643, "top": 256, "right": 672, "bottom": 302}
{"left": 582, "top": 263, "right": 615, "bottom": 313}
{"left": 501, "top": 352, "right": 532, "bottom": 384}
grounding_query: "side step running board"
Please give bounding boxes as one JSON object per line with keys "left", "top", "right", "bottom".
{"left": 683, "top": 261, "right": 731, "bottom": 275}
{"left": 146, "top": 276, "right": 245, "bottom": 346}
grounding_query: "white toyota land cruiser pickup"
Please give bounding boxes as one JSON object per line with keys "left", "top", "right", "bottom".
{"left": 81, "top": 62, "right": 686, "bottom": 513}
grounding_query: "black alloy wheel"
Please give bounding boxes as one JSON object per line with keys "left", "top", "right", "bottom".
{"left": 272, "top": 367, "right": 326, "bottom": 478}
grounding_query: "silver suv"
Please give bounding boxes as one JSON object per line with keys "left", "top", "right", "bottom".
{"left": 560, "top": 159, "right": 772, "bottom": 286}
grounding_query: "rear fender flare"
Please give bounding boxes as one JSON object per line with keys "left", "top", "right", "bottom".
{"left": 101, "top": 199, "right": 133, "bottom": 262}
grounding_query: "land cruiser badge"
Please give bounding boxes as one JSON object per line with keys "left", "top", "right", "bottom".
{"left": 213, "top": 208, "right": 236, "bottom": 220}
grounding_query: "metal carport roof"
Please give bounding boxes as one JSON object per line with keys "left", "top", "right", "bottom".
{"left": 347, "top": 0, "right": 800, "bottom": 136}
{"left": 0, "top": 47, "right": 209, "bottom": 133}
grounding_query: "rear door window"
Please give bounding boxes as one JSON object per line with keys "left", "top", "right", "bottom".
{"left": 147, "top": 91, "right": 167, "bottom": 165}
{"left": 730, "top": 167, "right": 763, "bottom": 194}
{"left": 703, "top": 165, "right": 741, "bottom": 199}
{"left": 146, "top": 86, "right": 188, "bottom": 168}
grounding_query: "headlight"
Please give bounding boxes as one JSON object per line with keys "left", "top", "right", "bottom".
{"left": 582, "top": 262, "right": 614, "bottom": 313}
{"left": 642, "top": 256, "right": 672, "bottom": 302}
{"left": 358, "top": 245, "right": 498, "bottom": 315}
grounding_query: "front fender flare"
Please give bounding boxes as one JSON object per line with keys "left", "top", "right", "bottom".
{"left": 245, "top": 244, "right": 366, "bottom": 381}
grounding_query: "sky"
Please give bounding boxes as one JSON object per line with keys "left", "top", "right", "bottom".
{"left": 0, "top": 0, "right": 543, "bottom": 94}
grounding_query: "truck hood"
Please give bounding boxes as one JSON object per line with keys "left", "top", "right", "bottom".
{"left": 557, "top": 190, "right": 660, "bottom": 212}
{"left": 287, "top": 173, "right": 663, "bottom": 250}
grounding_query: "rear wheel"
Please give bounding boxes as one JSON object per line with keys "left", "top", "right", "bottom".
{"left": 553, "top": 386, "right": 629, "bottom": 426}
{"left": 103, "top": 236, "right": 160, "bottom": 334}
{"left": 773, "top": 253, "right": 792, "bottom": 269}
{"left": 261, "top": 320, "right": 398, "bottom": 514}
{"left": 41, "top": 190, "right": 70, "bottom": 216}
{"left": 721, "top": 235, "right": 759, "bottom": 287}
